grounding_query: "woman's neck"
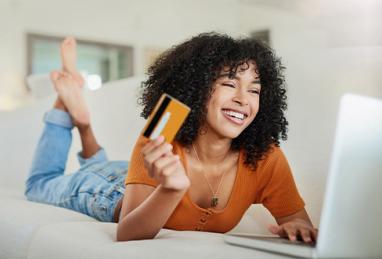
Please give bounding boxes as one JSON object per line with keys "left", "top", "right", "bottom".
{"left": 192, "top": 131, "right": 233, "bottom": 166}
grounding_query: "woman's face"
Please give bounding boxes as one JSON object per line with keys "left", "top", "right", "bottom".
{"left": 203, "top": 61, "right": 261, "bottom": 139}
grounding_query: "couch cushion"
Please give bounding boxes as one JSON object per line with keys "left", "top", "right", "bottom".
{"left": 0, "top": 187, "right": 276, "bottom": 259}
{"left": 28, "top": 222, "right": 286, "bottom": 259}
{"left": 0, "top": 188, "right": 96, "bottom": 259}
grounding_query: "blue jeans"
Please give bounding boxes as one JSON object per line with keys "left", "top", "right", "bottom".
{"left": 24, "top": 108, "right": 127, "bottom": 222}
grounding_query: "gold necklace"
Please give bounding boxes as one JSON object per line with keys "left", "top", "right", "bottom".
{"left": 191, "top": 143, "right": 231, "bottom": 208}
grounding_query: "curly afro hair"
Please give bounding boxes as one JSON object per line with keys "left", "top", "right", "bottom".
{"left": 138, "top": 32, "right": 288, "bottom": 170}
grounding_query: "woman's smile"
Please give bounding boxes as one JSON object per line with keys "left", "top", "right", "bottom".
{"left": 222, "top": 108, "right": 248, "bottom": 126}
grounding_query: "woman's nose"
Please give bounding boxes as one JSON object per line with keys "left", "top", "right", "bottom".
{"left": 233, "top": 90, "right": 249, "bottom": 106}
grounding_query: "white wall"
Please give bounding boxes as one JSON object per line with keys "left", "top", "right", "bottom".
{"left": 1, "top": 0, "right": 381, "bottom": 227}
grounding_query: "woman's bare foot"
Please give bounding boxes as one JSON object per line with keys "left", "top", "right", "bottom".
{"left": 53, "top": 37, "right": 84, "bottom": 113}
{"left": 51, "top": 37, "right": 89, "bottom": 127}
{"left": 60, "top": 37, "right": 84, "bottom": 86}
{"left": 50, "top": 71, "right": 90, "bottom": 127}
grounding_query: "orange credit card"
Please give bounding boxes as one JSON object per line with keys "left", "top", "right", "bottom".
{"left": 142, "top": 93, "right": 191, "bottom": 143}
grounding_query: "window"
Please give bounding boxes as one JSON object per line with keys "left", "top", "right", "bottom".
{"left": 26, "top": 33, "right": 133, "bottom": 84}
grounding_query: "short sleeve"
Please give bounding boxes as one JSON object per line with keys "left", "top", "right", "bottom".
{"left": 254, "top": 147, "right": 305, "bottom": 218}
{"left": 124, "top": 135, "right": 159, "bottom": 187}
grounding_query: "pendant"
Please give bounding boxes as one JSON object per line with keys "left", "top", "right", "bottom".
{"left": 211, "top": 197, "right": 219, "bottom": 207}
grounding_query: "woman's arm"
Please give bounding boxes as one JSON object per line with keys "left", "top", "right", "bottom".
{"left": 116, "top": 183, "right": 187, "bottom": 241}
{"left": 117, "top": 136, "right": 190, "bottom": 241}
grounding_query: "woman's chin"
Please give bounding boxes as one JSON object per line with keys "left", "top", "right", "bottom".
{"left": 208, "top": 123, "right": 248, "bottom": 140}
{"left": 217, "top": 128, "right": 243, "bottom": 140}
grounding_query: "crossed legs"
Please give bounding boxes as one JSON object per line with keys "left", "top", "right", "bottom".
{"left": 25, "top": 37, "right": 125, "bottom": 222}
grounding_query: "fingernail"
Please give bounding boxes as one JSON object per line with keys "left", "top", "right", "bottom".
{"left": 157, "top": 135, "right": 164, "bottom": 142}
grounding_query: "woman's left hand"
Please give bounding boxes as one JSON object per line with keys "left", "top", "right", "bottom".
{"left": 268, "top": 218, "right": 318, "bottom": 244}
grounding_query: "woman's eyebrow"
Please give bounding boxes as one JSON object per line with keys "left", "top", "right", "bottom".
{"left": 220, "top": 74, "right": 261, "bottom": 85}
{"left": 252, "top": 79, "right": 261, "bottom": 85}
{"left": 219, "top": 72, "right": 232, "bottom": 78}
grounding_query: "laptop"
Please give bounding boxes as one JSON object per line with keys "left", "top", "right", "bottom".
{"left": 224, "top": 93, "right": 382, "bottom": 258}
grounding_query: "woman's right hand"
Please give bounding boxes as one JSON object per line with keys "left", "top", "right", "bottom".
{"left": 141, "top": 136, "right": 190, "bottom": 191}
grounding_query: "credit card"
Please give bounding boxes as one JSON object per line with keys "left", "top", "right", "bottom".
{"left": 142, "top": 93, "right": 191, "bottom": 143}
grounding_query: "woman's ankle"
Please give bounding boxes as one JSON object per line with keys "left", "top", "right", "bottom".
{"left": 77, "top": 123, "right": 90, "bottom": 133}
{"left": 53, "top": 97, "right": 67, "bottom": 112}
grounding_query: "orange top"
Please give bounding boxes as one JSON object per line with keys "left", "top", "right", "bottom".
{"left": 125, "top": 136, "right": 305, "bottom": 233}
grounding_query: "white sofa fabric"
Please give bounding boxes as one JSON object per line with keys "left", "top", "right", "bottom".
{"left": 0, "top": 77, "right": 280, "bottom": 259}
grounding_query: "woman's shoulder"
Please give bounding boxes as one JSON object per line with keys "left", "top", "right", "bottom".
{"left": 262, "top": 144, "right": 284, "bottom": 161}
{"left": 240, "top": 144, "right": 286, "bottom": 173}
{"left": 133, "top": 135, "right": 150, "bottom": 148}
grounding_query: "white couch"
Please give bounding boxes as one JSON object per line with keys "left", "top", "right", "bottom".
{"left": 0, "top": 77, "right": 286, "bottom": 259}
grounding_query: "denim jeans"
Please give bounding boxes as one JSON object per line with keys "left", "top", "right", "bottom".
{"left": 24, "top": 108, "right": 128, "bottom": 222}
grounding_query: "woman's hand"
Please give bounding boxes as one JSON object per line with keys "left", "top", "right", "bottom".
{"left": 268, "top": 218, "right": 318, "bottom": 244}
{"left": 141, "top": 135, "right": 190, "bottom": 191}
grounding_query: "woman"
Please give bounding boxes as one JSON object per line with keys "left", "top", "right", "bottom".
{"left": 25, "top": 33, "right": 317, "bottom": 243}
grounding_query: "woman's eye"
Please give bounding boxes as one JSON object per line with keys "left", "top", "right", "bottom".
{"left": 222, "top": 83, "right": 235, "bottom": 88}
{"left": 249, "top": 89, "right": 260, "bottom": 94}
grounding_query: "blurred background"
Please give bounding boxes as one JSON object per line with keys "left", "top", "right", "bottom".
{"left": 0, "top": 0, "right": 381, "bottom": 226}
